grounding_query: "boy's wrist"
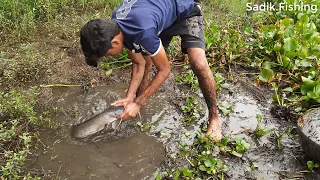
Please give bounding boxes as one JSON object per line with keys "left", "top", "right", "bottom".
{"left": 126, "top": 94, "right": 136, "bottom": 101}
{"left": 134, "top": 98, "right": 144, "bottom": 107}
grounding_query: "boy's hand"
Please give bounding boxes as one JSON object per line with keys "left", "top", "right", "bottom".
{"left": 111, "top": 97, "right": 134, "bottom": 107}
{"left": 117, "top": 102, "right": 141, "bottom": 120}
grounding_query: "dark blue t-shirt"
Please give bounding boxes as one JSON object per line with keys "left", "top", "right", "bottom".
{"left": 112, "top": 0, "right": 194, "bottom": 56}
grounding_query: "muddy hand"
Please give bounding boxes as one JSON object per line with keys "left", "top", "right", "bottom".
{"left": 111, "top": 97, "right": 133, "bottom": 107}
{"left": 117, "top": 102, "right": 141, "bottom": 120}
{"left": 205, "top": 119, "right": 222, "bottom": 141}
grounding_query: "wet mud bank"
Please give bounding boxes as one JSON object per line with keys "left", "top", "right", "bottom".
{"left": 298, "top": 108, "right": 320, "bottom": 163}
{"left": 31, "top": 68, "right": 320, "bottom": 179}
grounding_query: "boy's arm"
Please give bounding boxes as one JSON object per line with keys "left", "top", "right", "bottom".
{"left": 134, "top": 45, "right": 170, "bottom": 106}
{"left": 117, "top": 45, "right": 170, "bottom": 121}
{"left": 112, "top": 51, "right": 145, "bottom": 106}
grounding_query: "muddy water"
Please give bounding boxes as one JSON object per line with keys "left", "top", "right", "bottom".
{"left": 31, "top": 85, "right": 166, "bottom": 180}
{"left": 32, "top": 70, "right": 320, "bottom": 179}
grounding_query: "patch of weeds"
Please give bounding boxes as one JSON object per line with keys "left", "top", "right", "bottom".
{"left": 203, "top": 0, "right": 320, "bottom": 112}
{"left": 214, "top": 73, "right": 226, "bottom": 90}
{"left": 176, "top": 68, "right": 226, "bottom": 91}
{"left": 218, "top": 102, "right": 233, "bottom": 117}
{"left": 204, "top": 23, "right": 251, "bottom": 73}
{"left": 0, "top": 88, "right": 53, "bottom": 179}
{"left": 307, "top": 161, "right": 320, "bottom": 172}
{"left": 253, "top": 114, "right": 271, "bottom": 138}
{"left": 252, "top": 6, "right": 320, "bottom": 111}
{"left": 136, "top": 121, "right": 153, "bottom": 132}
{"left": 0, "top": 0, "right": 122, "bottom": 41}
{"left": 180, "top": 97, "right": 202, "bottom": 125}
{"left": 0, "top": 43, "right": 49, "bottom": 89}
{"left": 271, "top": 127, "right": 291, "bottom": 150}
{"left": 160, "top": 133, "right": 252, "bottom": 179}
{"left": 1, "top": 133, "right": 32, "bottom": 179}
{"left": 176, "top": 70, "right": 199, "bottom": 90}
{"left": 161, "top": 135, "right": 229, "bottom": 179}
{"left": 298, "top": 161, "right": 320, "bottom": 174}
{"left": 167, "top": 36, "right": 182, "bottom": 59}
{"left": 216, "top": 137, "right": 251, "bottom": 158}
{"left": 100, "top": 51, "right": 132, "bottom": 75}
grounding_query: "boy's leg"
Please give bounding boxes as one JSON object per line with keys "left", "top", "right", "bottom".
{"left": 187, "top": 47, "right": 222, "bottom": 140}
{"left": 159, "top": 3, "right": 222, "bottom": 140}
{"left": 181, "top": 14, "right": 222, "bottom": 140}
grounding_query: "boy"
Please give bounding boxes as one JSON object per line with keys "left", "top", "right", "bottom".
{"left": 80, "top": 0, "right": 222, "bottom": 140}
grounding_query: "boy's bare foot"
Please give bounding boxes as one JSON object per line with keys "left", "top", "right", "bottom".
{"left": 205, "top": 119, "right": 222, "bottom": 141}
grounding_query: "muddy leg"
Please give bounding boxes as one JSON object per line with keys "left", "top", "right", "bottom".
{"left": 187, "top": 48, "right": 222, "bottom": 141}
{"left": 136, "top": 56, "right": 153, "bottom": 97}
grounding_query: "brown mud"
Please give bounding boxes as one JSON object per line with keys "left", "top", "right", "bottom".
{"left": 18, "top": 34, "right": 319, "bottom": 179}
{"left": 29, "top": 65, "right": 320, "bottom": 179}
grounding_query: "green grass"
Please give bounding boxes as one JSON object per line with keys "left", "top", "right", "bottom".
{"left": 0, "top": 88, "right": 56, "bottom": 179}
{"left": 0, "top": 0, "right": 122, "bottom": 42}
{"left": 0, "top": 1, "right": 122, "bottom": 178}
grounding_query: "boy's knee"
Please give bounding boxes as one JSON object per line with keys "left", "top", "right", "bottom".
{"left": 187, "top": 48, "right": 208, "bottom": 69}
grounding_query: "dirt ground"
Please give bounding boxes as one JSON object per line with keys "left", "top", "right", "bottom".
{"left": 28, "top": 42, "right": 320, "bottom": 179}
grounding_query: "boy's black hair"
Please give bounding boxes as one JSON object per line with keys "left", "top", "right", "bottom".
{"left": 80, "top": 19, "right": 120, "bottom": 67}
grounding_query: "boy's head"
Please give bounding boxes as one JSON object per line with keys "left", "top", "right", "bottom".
{"left": 80, "top": 19, "right": 123, "bottom": 67}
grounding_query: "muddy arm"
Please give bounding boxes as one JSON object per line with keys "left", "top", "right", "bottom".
{"left": 125, "top": 51, "right": 146, "bottom": 100}
{"left": 135, "top": 45, "right": 170, "bottom": 106}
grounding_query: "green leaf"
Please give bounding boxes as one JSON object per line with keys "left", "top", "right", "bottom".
{"left": 256, "top": 129, "right": 270, "bottom": 137}
{"left": 274, "top": 42, "right": 282, "bottom": 52}
{"left": 301, "top": 84, "right": 315, "bottom": 95}
{"left": 204, "top": 159, "right": 213, "bottom": 168}
{"left": 231, "top": 151, "right": 243, "bottom": 157}
{"left": 287, "top": 94, "right": 298, "bottom": 102}
{"left": 186, "top": 97, "right": 193, "bottom": 104}
{"left": 283, "top": 87, "right": 293, "bottom": 92}
{"left": 186, "top": 74, "right": 193, "bottom": 82}
{"left": 295, "top": 106, "right": 303, "bottom": 112}
{"left": 105, "top": 69, "right": 113, "bottom": 76}
{"left": 256, "top": 114, "right": 263, "bottom": 123}
{"left": 302, "top": 76, "right": 315, "bottom": 84}
{"left": 300, "top": 14, "right": 309, "bottom": 24}
{"left": 311, "top": 45, "right": 320, "bottom": 53}
{"left": 242, "top": 141, "right": 251, "bottom": 150}
{"left": 220, "top": 137, "right": 228, "bottom": 146}
{"left": 295, "top": 59, "right": 312, "bottom": 67}
{"left": 181, "top": 105, "right": 190, "bottom": 113}
{"left": 307, "top": 161, "right": 315, "bottom": 169}
{"left": 297, "top": 13, "right": 304, "bottom": 20}
{"left": 284, "top": 27, "right": 295, "bottom": 38}
{"left": 281, "top": 18, "right": 293, "bottom": 26}
{"left": 258, "top": 68, "right": 274, "bottom": 83}
{"left": 307, "top": 84, "right": 320, "bottom": 102}
{"left": 283, "top": 38, "right": 299, "bottom": 52}
{"left": 174, "top": 170, "right": 180, "bottom": 180}
{"left": 199, "top": 165, "right": 207, "bottom": 171}
{"left": 156, "top": 173, "right": 161, "bottom": 180}
{"left": 244, "top": 27, "right": 253, "bottom": 35}
{"left": 301, "top": 79, "right": 317, "bottom": 95}
{"left": 282, "top": 56, "right": 293, "bottom": 69}
{"left": 299, "top": 47, "right": 309, "bottom": 58}
{"left": 179, "top": 168, "right": 193, "bottom": 178}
